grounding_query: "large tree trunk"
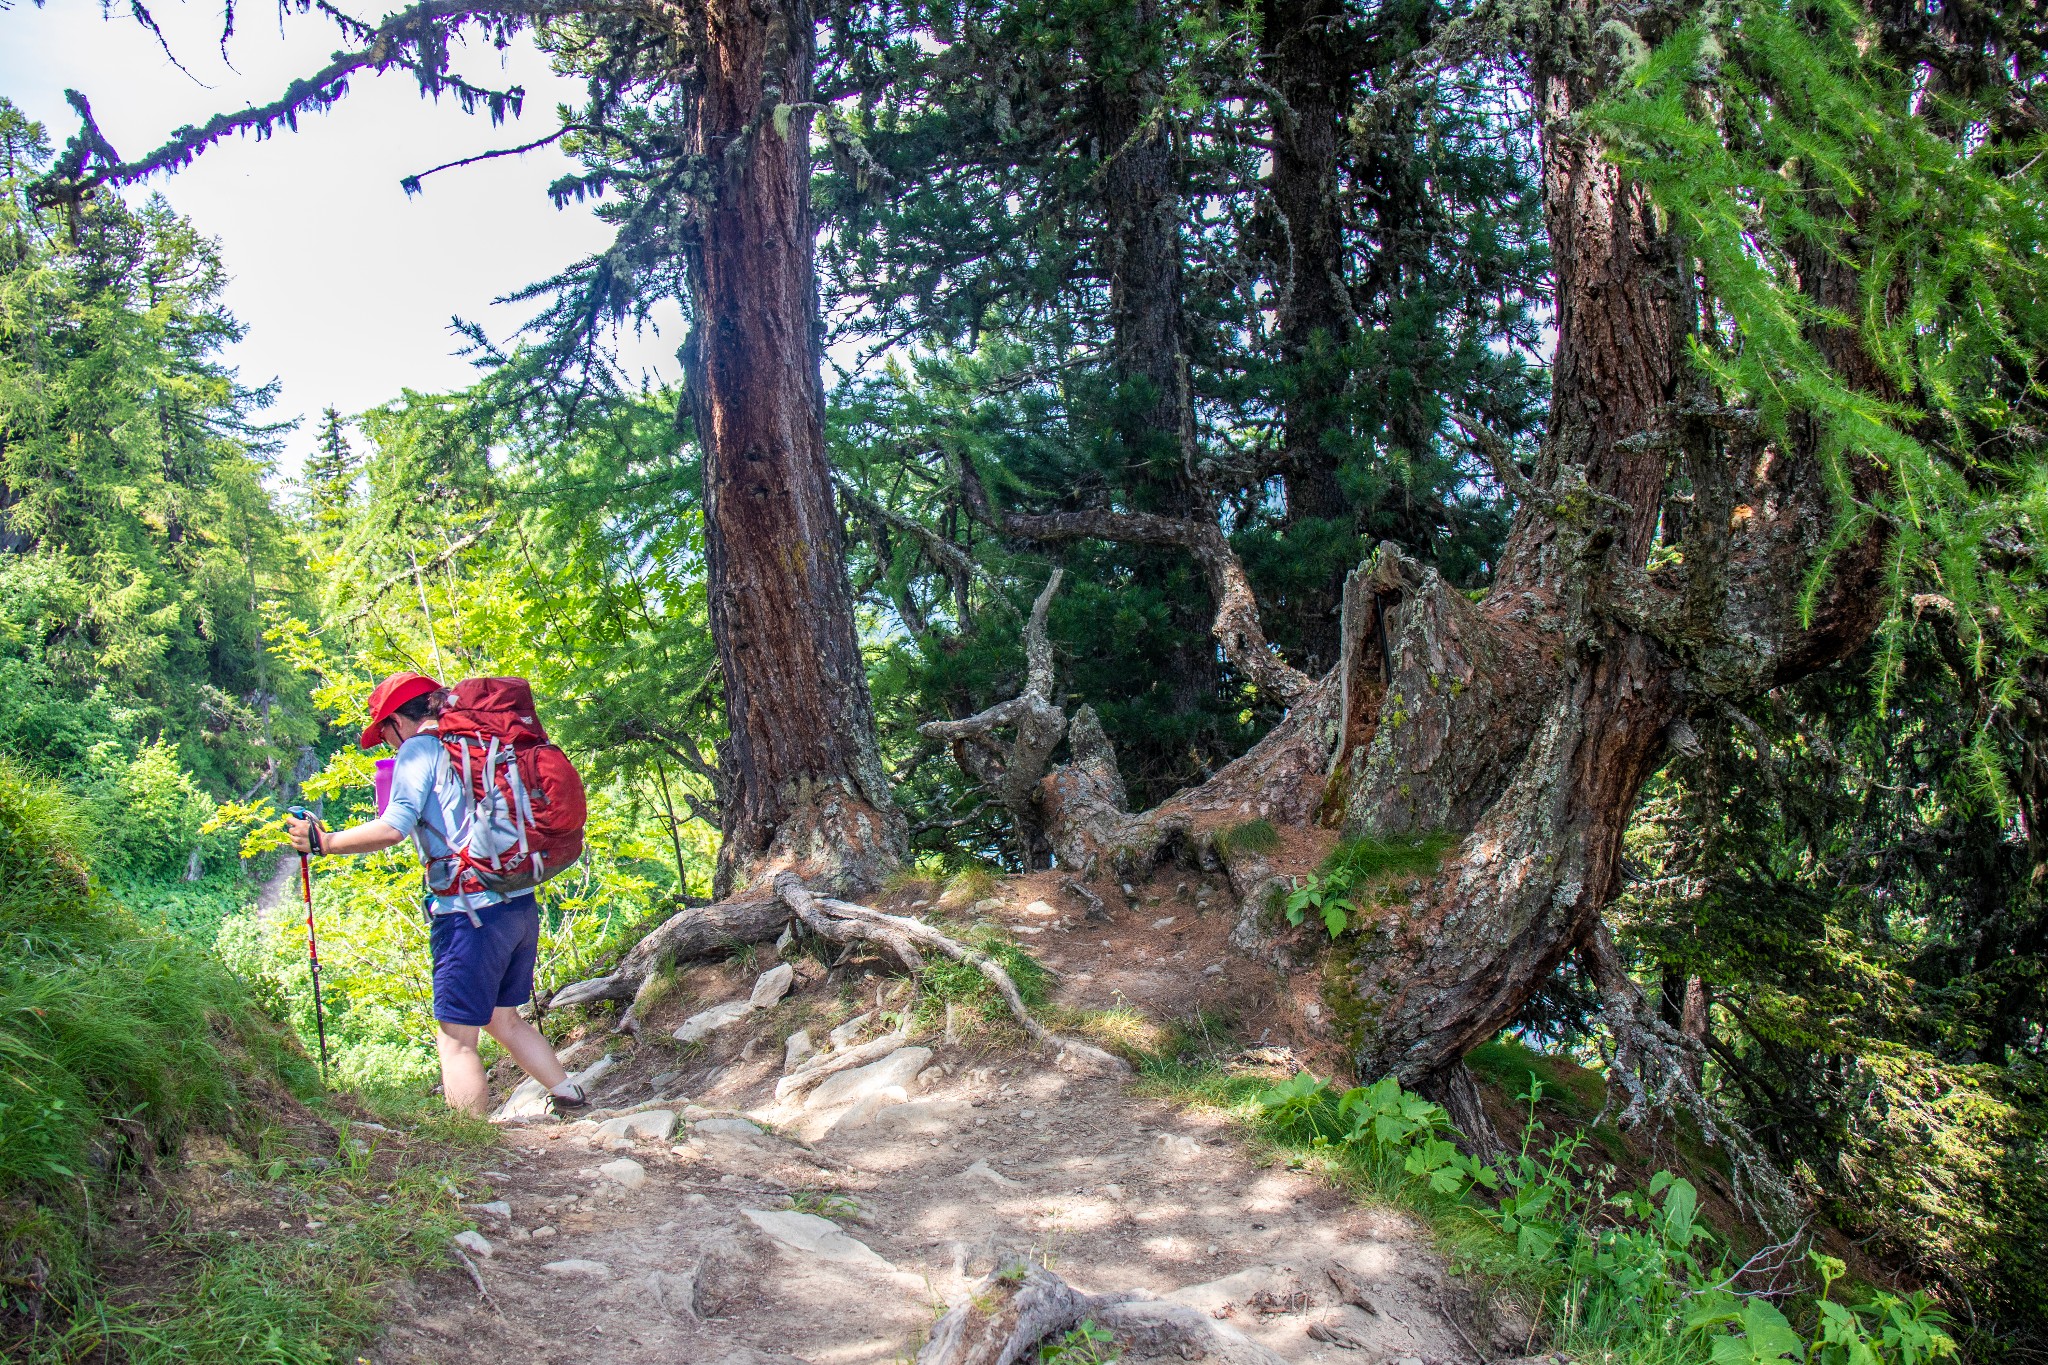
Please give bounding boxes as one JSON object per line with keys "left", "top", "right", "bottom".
{"left": 685, "top": 0, "right": 904, "bottom": 897}
{"left": 1084, "top": 0, "right": 1221, "bottom": 733}
{"left": 1029, "top": 5, "right": 1890, "bottom": 1109}
{"left": 1327, "top": 26, "right": 1684, "bottom": 1093}
{"left": 1261, "top": 0, "right": 1356, "bottom": 672}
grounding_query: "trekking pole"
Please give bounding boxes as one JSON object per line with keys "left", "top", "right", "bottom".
{"left": 287, "top": 806, "right": 331, "bottom": 1083}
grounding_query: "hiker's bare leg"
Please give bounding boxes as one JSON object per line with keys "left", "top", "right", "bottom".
{"left": 484, "top": 1006, "right": 569, "bottom": 1090}
{"left": 435, "top": 1022, "right": 491, "bottom": 1113}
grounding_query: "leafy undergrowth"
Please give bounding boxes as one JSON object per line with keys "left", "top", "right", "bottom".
{"left": 0, "top": 758, "right": 494, "bottom": 1363}
{"left": 1282, "top": 833, "right": 1457, "bottom": 937}
{"left": 1131, "top": 1022, "right": 1956, "bottom": 1365}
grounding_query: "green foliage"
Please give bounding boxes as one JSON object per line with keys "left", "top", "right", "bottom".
{"left": 90, "top": 739, "right": 217, "bottom": 880}
{"left": 1594, "top": 4, "right": 2048, "bottom": 697}
{"left": 1252, "top": 1072, "right": 1958, "bottom": 1365}
{"left": 1039, "top": 1319, "right": 1119, "bottom": 1365}
{"left": 1284, "top": 834, "right": 1453, "bottom": 938}
{"left": 0, "top": 99, "right": 316, "bottom": 799}
{"left": 1611, "top": 630, "right": 2048, "bottom": 1336}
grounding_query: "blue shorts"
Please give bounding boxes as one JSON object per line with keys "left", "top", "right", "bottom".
{"left": 429, "top": 892, "right": 540, "bottom": 1026}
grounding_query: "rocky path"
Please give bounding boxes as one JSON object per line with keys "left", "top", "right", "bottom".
{"left": 372, "top": 1013, "right": 1494, "bottom": 1363}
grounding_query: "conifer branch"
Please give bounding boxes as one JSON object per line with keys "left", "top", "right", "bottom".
{"left": 32, "top": 0, "right": 645, "bottom": 205}
{"left": 400, "top": 126, "right": 579, "bottom": 195}
{"left": 325, "top": 516, "right": 498, "bottom": 630}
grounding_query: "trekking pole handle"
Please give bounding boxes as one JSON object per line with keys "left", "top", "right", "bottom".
{"left": 287, "top": 804, "right": 323, "bottom": 856}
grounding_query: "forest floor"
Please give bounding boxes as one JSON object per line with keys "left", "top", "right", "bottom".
{"left": 362, "top": 869, "right": 1522, "bottom": 1365}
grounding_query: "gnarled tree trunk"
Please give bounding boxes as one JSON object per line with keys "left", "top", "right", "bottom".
{"left": 685, "top": 0, "right": 905, "bottom": 897}
{"left": 1332, "top": 30, "right": 1684, "bottom": 1093}
{"left": 1033, "top": 8, "right": 1893, "bottom": 1138}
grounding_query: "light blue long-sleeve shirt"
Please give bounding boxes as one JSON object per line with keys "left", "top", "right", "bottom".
{"left": 376, "top": 729, "right": 506, "bottom": 917}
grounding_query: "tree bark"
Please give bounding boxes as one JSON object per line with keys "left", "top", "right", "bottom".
{"left": 1083, "top": 0, "right": 1221, "bottom": 730}
{"left": 684, "top": 0, "right": 905, "bottom": 897}
{"left": 1262, "top": 0, "right": 1357, "bottom": 672}
{"left": 1327, "top": 23, "right": 1685, "bottom": 1087}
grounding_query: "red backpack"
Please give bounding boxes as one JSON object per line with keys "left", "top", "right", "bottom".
{"left": 430, "top": 677, "right": 588, "bottom": 897}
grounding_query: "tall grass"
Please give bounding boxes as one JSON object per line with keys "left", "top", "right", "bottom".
{"left": 0, "top": 757, "right": 313, "bottom": 1350}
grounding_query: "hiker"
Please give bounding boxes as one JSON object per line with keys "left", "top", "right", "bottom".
{"left": 285, "top": 671, "right": 589, "bottom": 1115}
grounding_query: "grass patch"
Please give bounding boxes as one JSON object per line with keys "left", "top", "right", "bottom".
{"left": 1323, "top": 831, "right": 1457, "bottom": 884}
{"left": 937, "top": 864, "right": 1002, "bottom": 909}
{"left": 1213, "top": 817, "right": 1280, "bottom": 859}
{"left": 0, "top": 758, "right": 498, "bottom": 1362}
{"left": 881, "top": 864, "right": 941, "bottom": 898}
{"left": 916, "top": 925, "right": 1049, "bottom": 1023}
{"left": 1284, "top": 832, "right": 1459, "bottom": 938}
{"left": 1056, "top": 1006, "right": 1172, "bottom": 1063}
{"left": 29, "top": 1125, "right": 482, "bottom": 1364}
{"left": 1467, "top": 1038, "right": 1608, "bottom": 1119}
{"left": 0, "top": 759, "right": 322, "bottom": 1351}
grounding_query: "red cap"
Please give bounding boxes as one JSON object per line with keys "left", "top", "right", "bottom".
{"left": 360, "top": 671, "right": 441, "bottom": 750}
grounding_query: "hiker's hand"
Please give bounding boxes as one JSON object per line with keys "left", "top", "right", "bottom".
{"left": 285, "top": 813, "right": 324, "bottom": 854}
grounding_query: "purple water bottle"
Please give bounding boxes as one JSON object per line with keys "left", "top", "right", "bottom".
{"left": 374, "top": 757, "right": 395, "bottom": 816}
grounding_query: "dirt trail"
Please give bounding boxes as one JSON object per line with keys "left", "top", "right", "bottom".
{"left": 254, "top": 852, "right": 299, "bottom": 922}
{"left": 372, "top": 877, "right": 1514, "bottom": 1365}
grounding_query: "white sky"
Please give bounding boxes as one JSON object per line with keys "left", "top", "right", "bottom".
{"left": 0, "top": 0, "right": 682, "bottom": 478}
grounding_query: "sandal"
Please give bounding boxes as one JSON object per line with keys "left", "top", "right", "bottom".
{"left": 547, "top": 1083, "right": 590, "bottom": 1114}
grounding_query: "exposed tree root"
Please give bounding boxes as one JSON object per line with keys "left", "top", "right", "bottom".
{"left": 775, "top": 1023, "right": 915, "bottom": 1103}
{"left": 916, "top": 1255, "right": 1286, "bottom": 1365}
{"left": 544, "top": 873, "right": 1131, "bottom": 1073}
{"left": 548, "top": 894, "right": 784, "bottom": 1007}
{"left": 774, "top": 875, "right": 1129, "bottom": 1075}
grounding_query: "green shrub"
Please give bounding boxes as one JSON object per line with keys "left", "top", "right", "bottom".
{"left": 90, "top": 739, "right": 220, "bottom": 881}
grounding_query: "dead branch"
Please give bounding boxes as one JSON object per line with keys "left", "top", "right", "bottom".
{"left": 34, "top": 0, "right": 643, "bottom": 205}
{"left": 952, "top": 455, "right": 1312, "bottom": 707}
{"left": 919, "top": 569, "right": 1069, "bottom": 865}
{"left": 326, "top": 516, "right": 498, "bottom": 631}
{"left": 448, "top": 1243, "right": 503, "bottom": 1316}
{"left": 1060, "top": 877, "right": 1109, "bottom": 922}
{"left": 1579, "top": 921, "right": 1798, "bottom": 1221}
{"left": 835, "top": 477, "right": 1021, "bottom": 624}
{"left": 1003, "top": 506, "right": 1312, "bottom": 706}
